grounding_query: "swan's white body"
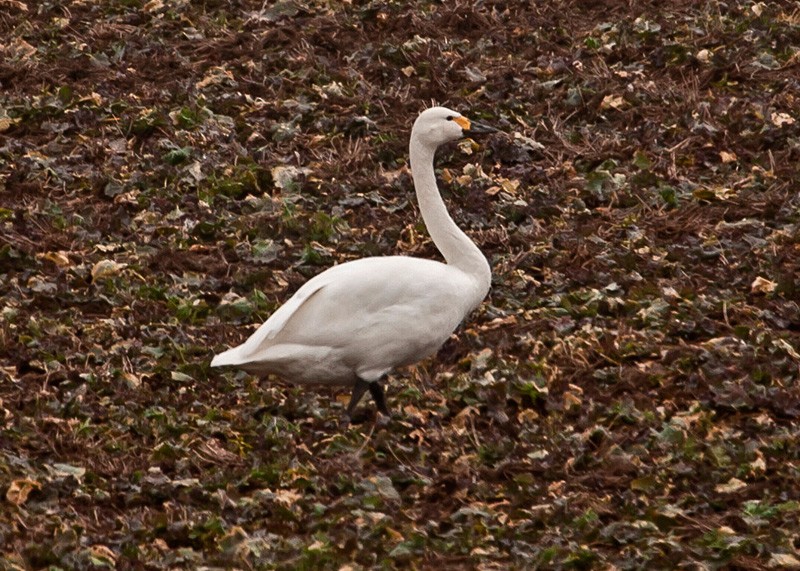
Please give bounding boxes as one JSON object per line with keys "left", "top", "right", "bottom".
{"left": 211, "top": 106, "right": 493, "bottom": 414}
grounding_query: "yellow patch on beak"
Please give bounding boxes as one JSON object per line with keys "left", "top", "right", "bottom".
{"left": 453, "top": 116, "right": 471, "bottom": 130}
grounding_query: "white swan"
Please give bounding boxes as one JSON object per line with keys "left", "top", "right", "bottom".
{"left": 211, "top": 106, "right": 495, "bottom": 419}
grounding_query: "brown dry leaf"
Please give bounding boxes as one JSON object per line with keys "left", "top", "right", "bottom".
{"left": 5, "top": 37, "right": 36, "bottom": 60}
{"left": 385, "top": 527, "right": 404, "bottom": 542}
{"left": 402, "top": 404, "right": 427, "bottom": 424}
{"left": 91, "top": 259, "right": 127, "bottom": 280}
{"left": 273, "top": 489, "right": 303, "bottom": 505}
{"left": 452, "top": 405, "right": 479, "bottom": 432}
{"left": 89, "top": 545, "right": 117, "bottom": 565}
{"left": 501, "top": 178, "right": 520, "bottom": 193}
{"left": 563, "top": 390, "right": 582, "bottom": 410}
{"left": 714, "top": 477, "right": 747, "bottom": 493}
{"left": 751, "top": 276, "right": 777, "bottom": 294}
{"left": 458, "top": 139, "right": 476, "bottom": 155}
{"left": 749, "top": 455, "right": 767, "bottom": 475}
{"left": 0, "top": 0, "right": 28, "bottom": 11}
{"left": 600, "top": 94, "right": 626, "bottom": 110}
{"left": 77, "top": 92, "right": 103, "bottom": 106}
{"left": 367, "top": 476, "right": 401, "bottom": 502}
{"left": 771, "top": 111, "right": 795, "bottom": 127}
{"left": 380, "top": 166, "right": 408, "bottom": 183}
{"left": 693, "top": 186, "right": 735, "bottom": 201}
{"left": 487, "top": 178, "right": 521, "bottom": 198}
{"left": 0, "top": 116, "right": 19, "bottom": 132}
{"left": 143, "top": 0, "right": 165, "bottom": 12}
{"left": 719, "top": 151, "right": 737, "bottom": 163}
{"left": 119, "top": 371, "right": 141, "bottom": 389}
{"left": 195, "top": 66, "right": 235, "bottom": 89}
{"left": 480, "top": 315, "right": 518, "bottom": 331}
{"left": 547, "top": 480, "right": 566, "bottom": 497}
{"left": 408, "top": 428, "right": 426, "bottom": 444}
{"left": 195, "top": 438, "right": 244, "bottom": 466}
{"left": 773, "top": 339, "right": 800, "bottom": 360}
{"left": 38, "top": 251, "right": 71, "bottom": 267}
{"left": 768, "top": 553, "right": 800, "bottom": 569}
{"left": 6, "top": 479, "right": 41, "bottom": 505}
{"left": 452, "top": 454, "right": 479, "bottom": 480}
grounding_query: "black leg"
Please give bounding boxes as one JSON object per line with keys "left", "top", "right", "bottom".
{"left": 346, "top": 378, "right": 371, "bottom": 419}
{"left": 369, "top": 381, "right": 391, "bottom": 417}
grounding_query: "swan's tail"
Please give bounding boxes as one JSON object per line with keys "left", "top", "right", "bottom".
{"left": 210, "top": 346, "right": 246, "bottom": 367}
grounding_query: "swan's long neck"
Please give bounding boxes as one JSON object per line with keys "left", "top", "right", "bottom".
{"left": 409, "top": 135, "right": 491, "bottom": 301}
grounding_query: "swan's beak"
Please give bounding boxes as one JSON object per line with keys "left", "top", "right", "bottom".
{"left": 464, "top": 119, "right": 496, "bottom": 135}
{"left": 453, "top": 115, "right": 496, "bottom": 134}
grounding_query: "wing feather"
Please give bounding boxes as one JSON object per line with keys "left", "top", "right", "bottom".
{"left": 210, "top": 278, "right": 328, "bottom": 367}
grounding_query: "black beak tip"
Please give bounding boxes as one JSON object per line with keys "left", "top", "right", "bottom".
{"left": 468, "top": 121, "right": 497, "bottom": 135}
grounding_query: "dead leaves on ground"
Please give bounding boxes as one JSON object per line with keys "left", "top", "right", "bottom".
{"left": 1, "top": 0, "right": 800, "bottom": 569}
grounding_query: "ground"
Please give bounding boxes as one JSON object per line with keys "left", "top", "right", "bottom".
{"left": 1, "top": 0, "right": 800, "bottom": 569}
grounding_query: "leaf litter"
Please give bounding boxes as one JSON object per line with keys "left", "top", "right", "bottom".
{"left": 1, "top": 1, "right": 800, "bottom": 569}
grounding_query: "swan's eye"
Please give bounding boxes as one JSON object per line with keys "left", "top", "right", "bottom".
{"left": 446, "top": 115, "right": 454, "bottom": 121}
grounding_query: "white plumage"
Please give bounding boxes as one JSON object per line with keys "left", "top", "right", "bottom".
{"left": 211, "top": 106, "right": 495, "bottom": 418}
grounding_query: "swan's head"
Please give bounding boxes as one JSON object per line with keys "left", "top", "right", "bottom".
{"left": 411, "top": 106, "right": 495, "bottom": 148}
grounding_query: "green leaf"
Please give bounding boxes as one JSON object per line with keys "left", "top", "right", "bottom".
{"left": 164, "top": 146, "right": 192, "bottom": 165}
{"left": 633, "top": 150, "right": 652, "bottom": 170}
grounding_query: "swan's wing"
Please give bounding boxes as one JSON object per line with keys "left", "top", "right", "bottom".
{"left": 272, "top": 257, "right": 475, "bottom": 367}
{"left": 212, "top": 257, "right": 477, "bottom": 376}
{"left": 210, "top": 276, "right": 329, "bottom": 367}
